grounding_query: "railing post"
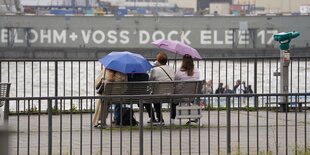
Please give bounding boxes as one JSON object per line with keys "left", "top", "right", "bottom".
{"left": 254, "top": 59, "right": 258, "bottom": 109}
{"left": 0, "top": 125, "right": 8, "bottom": 155}
{"left": 280, "top": 50, "right": 290, "bottom": 112}
{"left": 4, "top": 83, "right": 11, "bottom": 126}
{"left": 48, "top": 99, "right": 53, "bottom": 155}
{"left": 3, "top": 98, "right": 9, "bottom": 126}
{"left": 54, "top": 61, "right": 58, "bottom": 110}
{"left": 226, "top": 96, "right": 231, "bottom": 155}
{"left": 138, "top": 99, "right": 144, "bottom": 155}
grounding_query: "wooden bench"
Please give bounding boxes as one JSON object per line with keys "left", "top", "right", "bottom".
{"left": 0, "top": 83, "right": 11, "bottom": 126}
{"left": 265, "top": 102, "right": 307, "bottom": 112}
{"left": 103, "top": 80, "right": 204, "bottom": 120}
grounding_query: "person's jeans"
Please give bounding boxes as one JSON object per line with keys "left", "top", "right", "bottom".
{"left": 170, "top": 102, "right": 178, "bottom": 119}
{"left": 114, "top": 103, "right": 121, "bottom": 124}
{"left": 153, "top": 103, "right": 164, "bottom": 122}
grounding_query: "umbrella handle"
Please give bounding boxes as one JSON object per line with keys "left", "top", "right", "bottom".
{"left": 174, "top": 53, "right": 177, "bottom": 72}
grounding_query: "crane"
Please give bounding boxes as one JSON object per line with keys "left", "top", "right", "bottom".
{"left": 2, "top": 0, "right": 23, "bottom": 13}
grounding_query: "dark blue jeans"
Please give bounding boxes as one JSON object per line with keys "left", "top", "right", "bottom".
{"left": 114, "top": 104, "right": 121, "bottom": 124}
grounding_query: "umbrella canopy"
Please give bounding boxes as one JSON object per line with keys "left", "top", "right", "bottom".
{"left": 99, "top": 51, "right": 152, "bottom": 74}
{"left": 151, "top": 39, "right": 202, "bottom": 59}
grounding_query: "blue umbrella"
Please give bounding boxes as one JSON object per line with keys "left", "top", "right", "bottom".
{"left": 99, "top": 51, "right": 153, "bottom": 74}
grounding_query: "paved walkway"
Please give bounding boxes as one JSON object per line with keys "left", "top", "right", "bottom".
{"left": 6, "top": 110, "right": 310, "bottom": 155}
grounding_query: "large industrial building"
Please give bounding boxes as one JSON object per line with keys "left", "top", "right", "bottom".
{"left": 234, "top": 0, "right": 310, "bottom": 13}
{"left": 1, "top": 0, "right": 310, "bottom": 15}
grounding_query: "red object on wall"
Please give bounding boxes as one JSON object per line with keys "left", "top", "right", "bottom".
{"left": 230, "top": 5, "right": 242, "bottom": 11}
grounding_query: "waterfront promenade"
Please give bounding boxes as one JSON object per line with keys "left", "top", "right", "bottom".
{"left": 7, "top": 109, "right": 309, "bottom": 155}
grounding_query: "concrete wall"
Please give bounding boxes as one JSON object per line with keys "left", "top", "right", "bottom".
{"left": 1, "top": 46, "right": 310, "bottom": 59}
{"left": 0, "top": 15, "right": 309, "bottom": 59}
{"left": 1, "top": 15, "right": 309, "bottom": 49}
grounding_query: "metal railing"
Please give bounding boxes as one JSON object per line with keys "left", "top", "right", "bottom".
{"left": 0, "top": 83, "right": 10, "bottom": 124}
{"left": 0, "top": 57, "right": 309, "bottom": 154}
{"left": 0, "top": 83, "right": 10, "bottom": 155}
{"left": 0, "top": 57, "right": 309, "bottom": 112}
{"left": 1, "top": 93, "right": 310, "bottom": 155}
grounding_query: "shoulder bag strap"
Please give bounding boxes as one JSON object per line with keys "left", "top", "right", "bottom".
{"left": 159, "top": 66, "right": 173, "bottom": 81}
{"left": 103, "top": 68, "right": 106, "bottom": 80}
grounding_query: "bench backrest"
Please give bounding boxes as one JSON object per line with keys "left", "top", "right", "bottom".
{"left": 174, "top": 80, "right": 204, "bottom": 104}
{"left": 174, "top": 81, "right": 204, "bottom": 94}
{"left": 104, "top": 81, "right": 149, "bottom": 103}
{"left": 0, "top": 83, "right": 11, "bottom": 107}
{"left": 103, "top": 80, "right": 204, "bottom": 103}
{"left": 0, "top": 83, "right": 11, "bottom": 125}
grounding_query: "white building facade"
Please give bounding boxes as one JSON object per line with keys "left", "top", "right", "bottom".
{"left": 234, "top": 0, "right": 310, "bottom": 13}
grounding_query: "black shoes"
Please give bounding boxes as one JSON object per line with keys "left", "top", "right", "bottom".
{"left": 147, "top": 118, "right": 158, "bottom": 124}
{"left": 147, "top": 118, "right": 165, "bottom": 125}
{"left": 94, "top": 124, "right": 107, "bottom": 128}
{"left": 186, "top": 119, "right": 198, "bottom": 125}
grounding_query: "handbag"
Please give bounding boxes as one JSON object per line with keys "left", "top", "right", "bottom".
{"left": 96, "top": 81, "right": 105, "bottom": 95}
{"left": 96, "top": 69, "right": 106, "bottom": 95}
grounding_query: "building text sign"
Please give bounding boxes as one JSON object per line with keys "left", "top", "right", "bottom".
{"left": 0, "top": 28, "right": 278, "bottom": 48}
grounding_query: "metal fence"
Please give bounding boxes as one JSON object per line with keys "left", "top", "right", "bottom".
{"left": 0, "top": 57, "right": 309, "bottom": 112}
{"left": 1, "top": 93, "right": 309, "bottom": 155}
{"left": 0, "top": 57, "right": 310, "bottom": 155}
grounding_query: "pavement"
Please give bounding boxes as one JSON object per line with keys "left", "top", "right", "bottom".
{"left": 6, "top": 109, "right": 310, "bottom": 155}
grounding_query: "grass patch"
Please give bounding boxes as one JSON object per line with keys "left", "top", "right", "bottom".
{"left": 294, "top": 146, "right": 310, "bottom": 155}
{"left": 101, "top": 124, "right": 207, "bottom": 131}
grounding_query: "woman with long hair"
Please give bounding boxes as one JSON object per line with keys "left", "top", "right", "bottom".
{"left": 175, "top": 54, "right": 200, "bottom": 81}
{"left": 172, "top": 54, "right": 200, "bottom": 124}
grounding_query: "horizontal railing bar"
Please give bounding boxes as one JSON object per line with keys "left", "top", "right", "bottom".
{"left": 0, "top": 93, "right": 309, "bottom": 100}
{"left": 0, "top": 56, "right": 309, "bottom": 62}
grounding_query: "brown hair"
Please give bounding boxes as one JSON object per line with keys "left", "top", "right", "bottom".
{"left": 156, "top": 52, "right": 168, "bottom": 65}
{"left": 180, "top": 54, "right": 194, "bottom": 76}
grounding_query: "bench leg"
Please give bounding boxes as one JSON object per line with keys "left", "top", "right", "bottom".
{"left": 279, "top": 104, "right": 288, "bottom": 112}
{"left": 298, "top": 103, "right": 302, "bottom": 112}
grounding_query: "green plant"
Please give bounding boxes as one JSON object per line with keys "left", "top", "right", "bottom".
{"left": 294, "top": 145, "right": 310, "bottom": 155}
{"left": 51, "top": 105, "right": 60, "bottom": 115}
{"left": 102, "top": 124, "right": 207, "bottom": 131}
{"left": 241, "top": 106, "right": 256, "bottom": 111}
{"left": 203, "top": 104, "right": 226, "bottom": 111}
{"left": 28, "top": 106, "right": 38, "bottom": 113}
{"left": 258, "top": 150, "right": 273, "bottom": 155}
{"left": 218, "top": 105, "right": 227, "bottom": 111}
{"left": 46, "top": 105, "right": 60, "bottom": 115}
{"left": 71, "top": 104, "right": 78, "bottom": 112}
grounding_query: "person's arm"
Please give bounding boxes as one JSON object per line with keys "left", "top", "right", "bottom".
{"left": 233, "top": 84, "right": 239, "bottom": 91}
{"left": 174, "top": 71, "right": 181, "bottom": 80}
{"left": 194, "top": 68, "right": 200, "bottom": 80}
{"left": 95, "top": 70, "right": 105, "bottom": 89}
{"left": 149, "top": 68, "right": 156, "bottom": 81}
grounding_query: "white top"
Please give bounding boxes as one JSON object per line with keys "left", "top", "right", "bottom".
{"left": 175, "top": 68, "right": 200, "bottom": 81}
{"left": 149, "top": 65, "right": 175, "bottom": 81}
{"left": 235, "top": 83, "right": 246, "bottom": 94}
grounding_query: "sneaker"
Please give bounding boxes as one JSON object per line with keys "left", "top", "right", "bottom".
{"left": 94, "top": 124, "right": 106, "bottom": 129}
{"left": 186, "top": 119, "right": 198, "bottom": 125}
{"left": 111, "top": 121, "right": 118, "bottom": 128}
{"left": 157, "top": 119, "right": 165, "bottom": 125}
{"left": 147, "top": 118, "right": 158, "bottom": 124}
